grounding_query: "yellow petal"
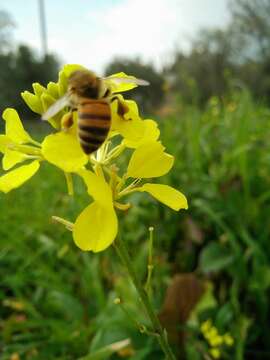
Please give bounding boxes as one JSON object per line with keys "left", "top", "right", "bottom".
{"left": 32, "top": 83, "right": 46, "bottom": 97}
{"left": 21, "top": 91, "right": 43, "bottom": 114}
{"left": 137, "top": 184, "right": 188, "bottom": 211}
{"left": 60, "top": 64, "right": 86, "bottom": 78}
{"left": 3, "top": 149, "right": 27, "bottom": 170}
{"left": 58, "top": 64, "right": 86, "bottom": 96}
{"left": 127, "top": 141, "right": 174, "bottom": 178}
{"left": 40, "top": 92, "right": 64, "bottom": 129}
{"left": 40, "top": 92, "right": 56, "bottom": 111}
{"left": 0, "top": 135, "right": 11, "bottom": 153}
{"left": 124, "top": 119, "right": 160, "bottom": 148}
{"left": 73, "top": 201, "right": 118, "bottom": 252}
{"left": 111, "top": 97, "right": 145, "bottom": 142}
{"left": 41, "top": 131, "right": 88, "bottom": 172}
{"left": 111, "top": 95, "right": 140, "bottom": 120}
{"left": 113, "top": 115, "right": 145, "bottom": 143}
{"left": 47, "top": 82, "right": 60, "bottom": 98}
{"left": 105, "top": 72, "right": 139, "bottom": 92}
{"left": 2, "top": 108, "right": 35, "bottom": 144}
{"left": 78, "top": 169, "right": 113, "bottom": 206}
{"left": 122, "top": 99, "right": 140, "bottom": 119}
{"left": 0, "top": 160, "right": 40, "bottom": 193}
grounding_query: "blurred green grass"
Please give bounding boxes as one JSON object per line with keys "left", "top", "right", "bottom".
{"left": 1, "top": 91, "right": 270, "bottom": 359}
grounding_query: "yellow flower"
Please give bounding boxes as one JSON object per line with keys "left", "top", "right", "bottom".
{"left": 0, "top": 109, "right": 41, "bottom": 193}
{"left": 21, "top": 64, "right": 144, "bottom": 130}
{"left": 1, "top": 64, "right": 189, "bottom": 253}
{"left": 209, "top": 348, "right": 221, "bottom": 359}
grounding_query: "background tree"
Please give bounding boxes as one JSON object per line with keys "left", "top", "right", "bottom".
{"left": 0, "top": 10, "right": 14, "bottom": 54}
{"left": 229, "top": 0, "right": 270, "bottom": 60}
{"left": 0, "top": 45, "right": 59, "bottom": 119}
{"left": 0, "top": 10, "right": 59, "bottom": 120}
{"left": 229, "top": 0, "right": 270, "bottom": 102}
{"left": 166, "top": 0, "right": 270, "bottom": 106}
{"left": 166, "top": 28, "right": 236, "bottom": 105}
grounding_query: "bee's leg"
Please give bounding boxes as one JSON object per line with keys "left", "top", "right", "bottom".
{"left": 61, "top": 108, "right": 77, "bottom": 130}
{"left": 111, "top": 96, "right": 130, "bottom": 120}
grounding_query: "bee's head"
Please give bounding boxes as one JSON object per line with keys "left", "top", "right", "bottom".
{"left": 68, "top": 70, "right": 102, "bottom": 99}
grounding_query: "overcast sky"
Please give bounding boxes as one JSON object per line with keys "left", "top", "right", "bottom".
{"left": 1, "top": 0, "right": 230, "bottom": 74}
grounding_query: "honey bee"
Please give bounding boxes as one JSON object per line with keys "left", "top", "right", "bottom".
{"left": 42, "top": 69, "right": 149, "bottom": 154}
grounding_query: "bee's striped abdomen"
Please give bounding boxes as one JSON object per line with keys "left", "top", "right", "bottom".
{"left": 77, "top": 100, "right": 111, "bottom": 154}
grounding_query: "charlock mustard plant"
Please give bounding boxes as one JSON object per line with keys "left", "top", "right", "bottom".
{"left": 0, "top": 64, "right": 188, "bottom": 359}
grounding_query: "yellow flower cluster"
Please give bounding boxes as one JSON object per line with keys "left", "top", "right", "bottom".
{"left": 200, "top": 319, "right": 234, "bottom": 359}
{"left": 0, "top": 64, "right": 188, "bottom": 252}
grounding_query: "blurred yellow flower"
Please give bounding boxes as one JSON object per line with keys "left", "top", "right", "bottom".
{"left": 200, "top": 318, "right": 234, "bottom": 360}
{"left": 200, "top": 319, "right": 212, "bottom": 334}
{"left": 209, "top": 347, "right": 221, "bottom": 359}
{"left": 208, "top": 335, "right": 223, "bottom": 347}
{"left": 205, "top": 326, "right": 218, "bottom": 341}
{"left": 223, "top": 333, "right": 234, "bottom": 346}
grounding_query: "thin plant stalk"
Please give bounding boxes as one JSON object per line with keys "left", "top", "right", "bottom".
{"left": 114, "top": 236, "right": 176, "bottom": 360}
{"left": 145, "top": 226, "right": 154, "bottom": 296}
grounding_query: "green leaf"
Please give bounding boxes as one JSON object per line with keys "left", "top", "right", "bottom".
{"left": 249, "top": 265, "right": 270, "bottom": 291}
{"left": 193, "top": 281, "right": 217, "bottom": 314}
{"left": 199, "top": 242, "right": 235, "bottom": 273}
{"left": 216, "top": 303, "right": 234, "bottom": 328}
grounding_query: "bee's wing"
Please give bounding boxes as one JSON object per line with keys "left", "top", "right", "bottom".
{"left": 103, "top": 75, "right": 150, "bottom": 86}
{"left": 42, "top": 95, "right": 70, "bottom": 120}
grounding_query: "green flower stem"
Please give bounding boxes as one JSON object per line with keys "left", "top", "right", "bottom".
{"left": 114, "top": 297, "right": 145, "bottom": 333}
{"left": 114, "top": 236, "right": 176, "bottom": 360}
{"left": 145, "top": 226, "right": 154, "bottom": 295}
